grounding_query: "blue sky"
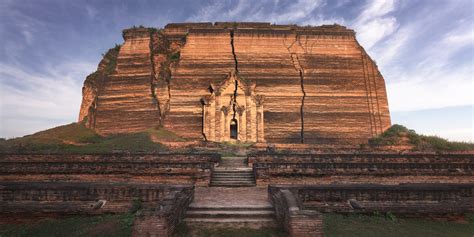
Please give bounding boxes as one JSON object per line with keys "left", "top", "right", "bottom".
{"left": 0, "top": 0, "right": 473, "bottom": 142}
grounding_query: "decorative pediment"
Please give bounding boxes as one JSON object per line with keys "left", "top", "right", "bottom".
{"left": 210, "top": 70, "right": 256, "bottom": 96}
{"left": 201, "top": 70, "right": 265, "bottom": 143}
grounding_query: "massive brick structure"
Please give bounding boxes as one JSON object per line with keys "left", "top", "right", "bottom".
{"left": 79, "top": 22, "right": 391, "bottom": 144}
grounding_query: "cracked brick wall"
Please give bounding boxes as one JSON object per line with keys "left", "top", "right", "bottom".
{"left": 81, "top": 23, "right": 391, "bottom": 145}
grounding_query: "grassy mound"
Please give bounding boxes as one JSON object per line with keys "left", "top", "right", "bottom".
{"left": 0, "top": 123, "right": 169, "bottom": 154}
{"left": 368, "top": 124, "right": 474, "bottom": 151}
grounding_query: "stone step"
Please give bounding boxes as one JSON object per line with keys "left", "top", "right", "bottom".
{"left": 188, "top": 206, "right": 273, "bottom": 211}
{"left": 186, "top": 210, "right": 274, "bottom": 219}
{"left": 212, "top": 177, "right": 255, "bottom": 181}
{"left": 213, "top": 169, "right": 253, "bottom": 172}
{"left": 212, "top": 173, "right": 254, "bottom": 177}
{"left": 211, "top": 177, "right": 255, "bottom": 180}
{"left": 184, "top": 217, "right": 276, "bottom": 225}
{"left": 210, "top": 183, "right": 256, "bottom": 187}
{"left": 210, "top": 182, "right": 256, "bottom": 185}
{"left": 211, "top": 181, "right": 256, "bottom": 184}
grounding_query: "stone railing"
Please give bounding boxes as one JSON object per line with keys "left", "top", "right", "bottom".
{"left": 0, "top": 153, "right": 220, "bottom": 186}
{"left": 269, "top": 184, "right": 474, "bottom": 215}
{"left": 269, "top": 187, "right": 323, "bottom": 237}
{"left": 250, "top": 153, "right": 474, "bottom": 185}
{"left": 269, "top": 183, "right": 474, "bottom": 236}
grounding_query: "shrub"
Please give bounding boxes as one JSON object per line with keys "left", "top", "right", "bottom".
{"left": 368, "top": 124, "right": 474, "bottom": 151}
{"left": 170, "top": 52, "right": 180, "bottom": 61}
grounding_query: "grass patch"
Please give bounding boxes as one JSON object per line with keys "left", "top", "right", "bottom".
{"left": 0, "top": 214, "right": 134, "bottom": 237}
{"left": 0, "top": 123, "right": 167, "bottom": 154}
{"left": 148, "top": 127, "right": 186, "bottom": 142}
{"left": 173, "top": 223, "right": 286, "bottom": 237}
{"left": 323, "top": 213, "right": 474, "bottom": 237}
{"left": 368, "top": 124, "right": 474, "bottom": 151}
{"left": 0, "top": 122, "right": 101, "bottom": 146}
{"left": 216, "top": 141, "right": 256, "bottom": 156}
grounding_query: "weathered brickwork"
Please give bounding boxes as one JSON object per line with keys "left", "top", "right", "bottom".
{"left": 269, "top": 184, "right": 474, "bottom": 214}
{"left": 132, "top": 189, "right": 194, "bottom": 237}
{"left": 0, "top": 182, "right": 194, "bottom": 236}
{"left": 269, "top": 188, "right": 323, "bottom": 237}
{"left": 0, "top": 182, "right": 192, "bottom": 214}
{"left": 269, "top": 184, "right": 474, "bottom": 236}
{"left": 80, "top": 22, "right": 391, "bottom": 144}
{"left": 0, "top": 153, "right": 220, "bottom": 186}
{"left": 250, "top": 153, "right": 474, "bottom": 186}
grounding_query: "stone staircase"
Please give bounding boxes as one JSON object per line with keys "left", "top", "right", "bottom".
{"left": 183, "top": 157, "right": 276, "bottom": 229}
{"left": 185, "top": 205, "right": 276, "bottom": 228}
{"left": 184, "top": 187, "right": 276, "bottom": 229}
{"left": 210, "top": 156, "right": 256, "bottom": 187}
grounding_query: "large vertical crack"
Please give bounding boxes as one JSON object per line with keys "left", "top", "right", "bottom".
{"left": 149, "top": 30, "right": 161, "bottom": 122}
{"left": 285, "top": 36, "right": 306, "bottom": 144}
{"left": 297, "top": 56, "right": 306, "bottom": 144}
{"left": 230, "top": 29, "right": 239, "bottom": 121}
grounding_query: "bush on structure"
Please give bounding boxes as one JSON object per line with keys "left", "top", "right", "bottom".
{"left": 129, "top": 199, "right": 142, "bottom": 214}
{"left": 368, "top": 124, "right": 474, "bottom": 151}
{"left": 170, "top": 52, "right": 180, "bottom": 61}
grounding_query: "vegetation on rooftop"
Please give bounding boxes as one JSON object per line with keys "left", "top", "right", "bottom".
{"left": 368, "top": 124, "right": 474, "bottom": 151}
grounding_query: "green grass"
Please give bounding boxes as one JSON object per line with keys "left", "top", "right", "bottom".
{"left": 173, "top": 223, "right": 287, "bottom": 237}
{"left": 148, "top": 127, "right": 187, "bottom": 142}
{"left": 368, "top": 124, "right": 474, "bottom": 151}
{"left": 2, "top": 214, "right": 473, "bottom": 237}
{"left": 0, "top": 122, "right": 101, "bottom": 146}
{"left": 0, "top": 123, "right": 167, "bottom": 154}
{"left": 323, "top": 213, "right": 474, "bottom": 237}
{"left": 0, "top": 214, "right": 134, "bottom": 237}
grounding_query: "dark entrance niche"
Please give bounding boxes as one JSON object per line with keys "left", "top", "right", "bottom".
{"left": 230, "top": 119, "right": 238, "bottom": 139}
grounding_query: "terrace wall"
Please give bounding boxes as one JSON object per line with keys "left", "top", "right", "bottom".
{"left": 0, "top": 153, "right": 220, "bottom": 186}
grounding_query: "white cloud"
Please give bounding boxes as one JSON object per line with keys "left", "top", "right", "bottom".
{"left": 187, "top": 0, "right": 326, "bottom": 24}
{"left": 385, "top": 23, "right": 474, "bottom": 112}
{"left": 387, "top": 64, "right": 473, "bottom": 112}
{"left": 0, "top": 62, "right": 95, "bottom": 138}
{"left": 351, "top": 0, "right": 399, "bottom": 49}
{"left": 85, "top": 5, "right": 98, "bottom": 19}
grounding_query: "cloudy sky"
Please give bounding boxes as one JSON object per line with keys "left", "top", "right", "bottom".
{"left": 0, "top": 0, "right": 473, "bottom": 141}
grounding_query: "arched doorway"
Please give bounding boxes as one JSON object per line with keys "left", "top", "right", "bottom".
{"left": 230, "top": 119, "right": 238, "bottom": 139}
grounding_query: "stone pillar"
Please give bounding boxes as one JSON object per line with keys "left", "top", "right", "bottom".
{"left": 222, "top": 107, "right": 229, "bottom": 142}
{"left": 215, "top": 94, "right": 221, "bottom": 142}
{"left": 210, "top": 100, "right": 215, "bottom": 141}
{"left": 238, "top": 107, "right": 245, "bottom": 141}
{"left": 255, "top": 95, "right": 265, "bottom": 142}
{"left": 202, "top": 105, "right": 208, "bottom": 140}
{"left": 246, "top": 95, "right": 252, "bottom": 141}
